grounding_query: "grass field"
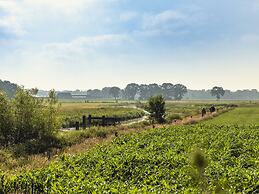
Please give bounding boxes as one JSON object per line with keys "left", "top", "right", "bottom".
{"left": 164, "top": 101, "right": 236, "bottom": 122}
{"left": 59, "top": 102, "right": 146, "bottom": 127}
{"left": 204, "top": 106, "right": 259, "bottom": 125}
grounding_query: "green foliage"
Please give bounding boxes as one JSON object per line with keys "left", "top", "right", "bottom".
{"left": 0, "top": 88, "right": 60, "bottom": 149}
{"left": 147, "top": 95, "right": 166, "bottom": 123}
{"left": 0, "top": 92, "right": 13, "bottom": 144}
{"left": 204, "top": 106, "right": 259, "bottom": 125}
{"left": 172, "top": 84, "right": 187, "bottom": 100}
{"left": 166, "top": 114, "right": 182, "bottom": 123}
{"left": 161, "top": 83, "right": 174, "bottom": 99}
{"left": 109, "top": 87, "right": 121, "bottom": 101}
{"left": 211, "top": 86, "right": 225, "bottom": 100}
{"left": 0, "top": 79, "right": 19, "bottom": 98}
{"left": 1, "top": 124, "right": 258, "bottom": 193}
{"left": 60, "top": 106, "right": 145, "bottom": 128}
{"left": 125, "top": 83, "right": 139, "bottom": 100}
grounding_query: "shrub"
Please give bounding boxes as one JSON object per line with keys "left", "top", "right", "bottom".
{"left": 147, "top": 95, "right": 166, "bottom": 123}
{"left": 166, "top": 114, "right": 182, "bottom": 123}
{"left": 0, "top": 92, "right": 13, "bottom": 144}
{"left": 0, "top": 88, "right": 60, "bottom": 149}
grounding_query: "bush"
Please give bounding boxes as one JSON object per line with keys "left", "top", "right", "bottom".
{"left": 147, "top": 95, "right": 166, "bottom": 123}
{"left": 0, "top": 88, "right": 60, "bottom": 148}
{"left": 166, "top": 114, "right": 182, "bottom": 123}
{"left": 0, "top": 92, "right": 13, "bottom": 144}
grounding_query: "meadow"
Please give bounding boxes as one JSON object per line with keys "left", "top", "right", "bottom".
{"left": 1, "top": 100, "right": 258, "bottom": 193}
{"left": 58, "top": 102, "right": 146, "bottom": 128}
{"left": 204, "top": 106, "right": 259, "bottom": 125}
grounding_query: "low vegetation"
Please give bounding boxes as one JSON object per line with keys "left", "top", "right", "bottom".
{"left": 0, "top": 87, "right": 258, "bottom": 193}
{"left": 0, "top": 89, "right": 59, "bottom": 150}
{"left": 59, "top": 103, "right": 145, "bottom": 128}
{"left": 204, "top": 106, "right": 259, "bottom": 125}
{"left": 1, "top": 123, "right": 258, "bottom": 193}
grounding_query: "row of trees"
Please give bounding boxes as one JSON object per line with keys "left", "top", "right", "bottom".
{"left": 0, "top": 88, "right": 59, "bottom": 146}
{"left": 0, "top": 79, "right": 19, "bottom": 98}
{"left": 90, "top": 84, "right": 226, "bottom": 101}
{"left": 85, "top": 83, "right": 188, "bottom": 101}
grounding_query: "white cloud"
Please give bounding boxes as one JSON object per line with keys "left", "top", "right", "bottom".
{"left": 0, "top": 0, "right": 109, "bottom": 38}
{"left": 142, "top": 10, "right": 187, "bottom": 29}
{"left": 241, "top": 34, "right": 259, "bottom": 43}
{"left": 0, "top": 0, "right": 25, "bottom": 36}
{"left": 119, "top": 11, "right": 138, "bottom": 22}
{"left": 23, "top": 0, "right": 97, "bottom": 15}
{"left": 44, "top": 34, "right": 131, "bottom": 58}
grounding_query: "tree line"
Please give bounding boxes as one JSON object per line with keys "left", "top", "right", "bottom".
{"left": 58, "top": 83, "right": 188, "bottom": 101}
{"left": 1, "top": 78, "right": 259, "bottom": 100}
{"left": 0, "top": 79, "right": 19, "bottom": 98}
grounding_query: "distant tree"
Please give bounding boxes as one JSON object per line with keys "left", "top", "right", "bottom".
{"left": 49, "top": 89, "right": 58, "bottom": 103}
{"left": 161, "top": 83, "right": 174, "bottom": 100}
{"left": 147, "top": 95, "right": 166, "bottom": 123}
{"left": 87, "top": 89, "right": 102, "bottom": 99}
{"left": 139, "top": 84, "right": 150, "bottom": 100}
{"left": 148, "top": 83, "right": 163, "bottom": 97}
{"left": 57, "top": 92, "right": 72, "bottom": 99}
{"left": 109, "top": 87, "right": 121, "bottom": 101}
{"left": 102, "top": 87, "right": 112, "bottom": 99}
{"left": 125, "top": 83, "right": 139, "bottom": 100}
{"left": 211, "top": 86, "right": 225, "bottom": 100}
{"left": 173, "top": 84, "right": 187, "bottom": 100}
{"left": 0, "top": 79, "right": 19, "bottom": 98}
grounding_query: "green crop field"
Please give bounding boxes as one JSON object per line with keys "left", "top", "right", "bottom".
{"left": 204, "top": 106, "right": 259, "bottom": 125}
{"left": 1, "top": 105, "right": 258, "bottom": 193}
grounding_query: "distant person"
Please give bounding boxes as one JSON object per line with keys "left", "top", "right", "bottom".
{"left": 210, "top": 106, "right": 216, "bottom": 113}
{"left": 202, "top": 108, "right": 206, "bottom": 117}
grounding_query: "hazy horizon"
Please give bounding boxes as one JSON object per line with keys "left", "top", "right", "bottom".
{"left": 1, "top": 0, "right": 259, "bottom": 91}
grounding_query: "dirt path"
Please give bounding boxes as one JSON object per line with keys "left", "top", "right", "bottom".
{"left": 171, "top": 109, "right": 228, "bottom": 126}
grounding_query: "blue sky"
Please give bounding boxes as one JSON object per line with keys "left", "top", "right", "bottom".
{"left": 1, "top": 0, "right": 259, "bottom": 90}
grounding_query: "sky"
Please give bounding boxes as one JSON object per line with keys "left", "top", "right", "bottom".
{"left": 0, "top": 0, "right": 259, "bottom": 91}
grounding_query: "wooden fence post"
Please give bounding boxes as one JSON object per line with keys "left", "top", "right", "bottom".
{"left": 75, "top": 122, "right": 80, "bottom": 130}
{"left": 102, "top": 116, "right": 105, "bottom": 126}
{"left": 88, "top": 115, "right": 92, "bottom": 127}
{"left": 82, "top": 115, "right": 86, "bottom": 129}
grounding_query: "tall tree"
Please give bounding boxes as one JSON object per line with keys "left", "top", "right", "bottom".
{"left": 125, "top": 83, "right": 139, "bottom": 100}
{"left": 172, "top": 84, "right": 187, "bottom": 100}
{"left": 109, "top": 87, "right": 121, "bottom": 101}
{"left": 161, "top": 83, "right": 174, "bottom": 100}
{"left": 102, "top": 87, "right": 112, "bottom": 99}
{"left": 211, "top": 86, "right": 225, "bottom": 100}
{"left": 148, "top": 83, "right": 163, "bottom": 97}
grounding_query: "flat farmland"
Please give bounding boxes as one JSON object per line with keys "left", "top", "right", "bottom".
{"left": 204, "top": 106, "right": 259, "bottom": 125}
{"left": 59, "top": 102, "right": 146, "bottom": 127}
